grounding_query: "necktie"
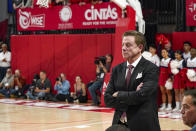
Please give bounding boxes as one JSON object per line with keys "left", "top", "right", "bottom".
{"left": 120, "top": 65, "right": 133, "bottom": 123}
{"left": 126, "top": 65, "right": 133, "bottom": 86}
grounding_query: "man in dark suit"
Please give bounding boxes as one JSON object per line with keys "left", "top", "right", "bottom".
{"left": 104, "top": 30, "right": 161, "bottom": 131}
{"left": 181, "top": 89, "right": 196, "bottom": 131}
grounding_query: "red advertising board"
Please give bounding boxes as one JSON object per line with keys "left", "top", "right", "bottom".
{"left": 17, "top": 2, "right": 122, "bottom": 31}
{"left": 186, "top": 0, "right": 196, "bottom": 26}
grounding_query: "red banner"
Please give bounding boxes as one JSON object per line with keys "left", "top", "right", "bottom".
{"left": 17, "top": 2, "right": 122, "bottom": 31}
{"left": 100, "top": 73, "right": 111, "bottom": 107}
{"left": 186, "top": 0, "right": 196, "bottom": 26}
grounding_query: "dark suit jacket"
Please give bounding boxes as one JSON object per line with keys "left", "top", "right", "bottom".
{"left": 104, "top": 57, "right": 161, "bottom": 131}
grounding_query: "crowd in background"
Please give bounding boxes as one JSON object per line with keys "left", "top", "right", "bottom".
{"left": 0, "top": 43, "right": 113, "bottom": 105}
{"left": 0, "top": 37, "right": 196, "bottom": 110}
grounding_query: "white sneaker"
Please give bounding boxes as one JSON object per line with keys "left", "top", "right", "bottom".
{"left": 159, "top": 104, "right": 166, "bottom": 111}
{"left": 166, "top": 106, "right": 172, "bottom": 111}
{"left": 172, "top": 107, "right": 178, "bottom": 112}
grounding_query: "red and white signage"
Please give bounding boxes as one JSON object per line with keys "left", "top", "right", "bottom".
{"left": 100, "top": 73, "right": 111, "bottom": 107}
{"left": 17, "top": 2, "right": 122, "bottom": 31}
{"left": 186, "top": 0, "right": 196, "bottom": 26}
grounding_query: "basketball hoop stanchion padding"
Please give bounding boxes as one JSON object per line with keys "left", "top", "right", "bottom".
{"left": 100, "top": 73, "right": 111, "bottom": 107}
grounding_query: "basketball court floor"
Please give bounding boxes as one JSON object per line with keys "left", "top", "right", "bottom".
{"left": 0, "top": 98, "right": 191, "bottom": 131}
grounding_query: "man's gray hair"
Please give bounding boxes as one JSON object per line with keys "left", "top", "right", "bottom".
{"left": 2, "top": 44, "right": 7, "bottom": 48}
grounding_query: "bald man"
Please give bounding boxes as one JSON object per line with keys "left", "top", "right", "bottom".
{"left": 0, "top": 44, "right": 11, "bottom": 81}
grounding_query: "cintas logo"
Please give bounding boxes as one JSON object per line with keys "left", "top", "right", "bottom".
{"left": 85, "top": 5, "right": 118, "bottom": 21}
{"left": 19, "top": 9, "right": 45, "bottom": 29}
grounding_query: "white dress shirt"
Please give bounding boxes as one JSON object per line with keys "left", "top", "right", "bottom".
{"left": 187, "top": 57, "right": 196, "bottom": 68}
{"left": 0, "top": 51, "right": 11, "bottom": 67}
{"left": 183, "top": 52, "right": 191, "bottom": 60}
{"left": 125, "top": 55, "right": 142, "bottom": 78}
{"left": 150, "top": 54, "right": 160, "bottom": 67}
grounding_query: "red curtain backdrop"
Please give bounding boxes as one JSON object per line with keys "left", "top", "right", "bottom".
{"left": 11, "top": 34, "right": 114, "bottom": 93}
{"left": 172, "top": 32, "right": 196, "bottom": 50}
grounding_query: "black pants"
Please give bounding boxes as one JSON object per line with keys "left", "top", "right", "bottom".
{"left": 56, "top": 94, "right": 73, "bottom": 103}
{"left": 78, "top": 95, "right": 87, "bottom": 103}
{"left": 0, "top": 67, "right": 10, "bottom": 82}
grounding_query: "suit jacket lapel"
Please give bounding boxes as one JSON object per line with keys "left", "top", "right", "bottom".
{"left": 121, "top": 62, "right": 127, "bottom": 88}
{"left": 128, "top": 57, "right": 145, "bottom": 90}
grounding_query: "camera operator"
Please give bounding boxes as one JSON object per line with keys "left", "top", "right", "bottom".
{"left": 88, "top": 54, "right": 113, "bottom": 106}
{"left": 26, "top": 71, "right": 51, "bottom": 100}
{"left": 11, "top": 69, "right": 26, "bottom": 98}
{"left": 54, "top": 73, "right": 73, "bottom": 102}
{"left": 26, "top": 74, "right": 40, "bottom": 99}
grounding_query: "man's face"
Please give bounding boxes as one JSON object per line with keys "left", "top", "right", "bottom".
{"left": 181, "top": 95, "right": 196, "bottom": 127}
{"left": 184, "top": 44, "right": 191, "bottom": 52}
{"left": 15, "top": 70, "right": 20, "bottom": 77}
{"left": 164, "top": 42, "right": 171, "bottom": 51}
{"left": 6, "top": 69, "right": 12, "bottom": 78}
{"left": 149, "top": 47, "right": 156, "bottom": 54}
{"left": 122, "top": 36, "right": 142, "bottom": 60}
{"left": 190, "top": 48, "right": 196, "bottom": 58}
{"left": 2, "top": 45, "right": 7, "bottom": 52}
{"left": 40, "top": 72, "right": 46, "bottom": 80}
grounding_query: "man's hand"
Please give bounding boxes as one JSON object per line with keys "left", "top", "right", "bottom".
{"left": 136, "top": 82, "right": 143, "bottom": 91}
{"left": 112, "top": 92, "right": 118, "bottom": 97}
{"left": 2, "top": 58, "right": 7, "bottom": 62}
{"left": 99, "top": 61, "right": 104, "bottom": 68}
{"left": 35, "top": 88, "right": 40, "bottom": 93}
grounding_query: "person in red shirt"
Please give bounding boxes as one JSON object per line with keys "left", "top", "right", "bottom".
{"left": 13, "top": 69, "right": 26, "bottom": 97}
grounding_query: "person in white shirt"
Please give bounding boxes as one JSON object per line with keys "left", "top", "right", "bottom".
{"left": 183, "top": 41, "right": 191, "bottom": 60}
{"left": 149, "top": 44, "right": 160, "bottom": 67}
{"left": 0, "top": 44, "right": 11, "bottom": 82}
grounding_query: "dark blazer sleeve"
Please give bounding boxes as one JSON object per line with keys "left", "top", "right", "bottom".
{"left": 104, "top": 68, "right": 128, "bottom": 112}
{"left": 116, "top": 63, "right": 159, "bottom": 105}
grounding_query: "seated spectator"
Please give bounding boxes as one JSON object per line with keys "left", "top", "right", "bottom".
{"left": 71, "top": 76, "right": 87, "bottom": 103}
{"left": 26, "top": 74, "right": 40, "bottom": 99}
{"left": 88, "top": 54, "right": 113, "bottom": 106}
{"left": 33, "top": 0, "right": 54, "bottom": 8}
{"left": 70, "top": 0, "right": 91, "bottom": 5}
{"left": 54, "top": 73, "right": 73, "bottom": 102}
{"left": 0, "top": 44, "right": 11, "bottom": 82}
{"left": 12, "top": 69, "right": 26, "bottom": 98}
{"left": 26, "top": 71, "right": 51, "bottom": 100}
{"left": 0, "top": 68, "right": 14, "bottom": 98}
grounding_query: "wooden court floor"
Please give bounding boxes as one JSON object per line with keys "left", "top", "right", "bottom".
{"left": 0, "top": 99, "right": 191, "bottom": 131}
